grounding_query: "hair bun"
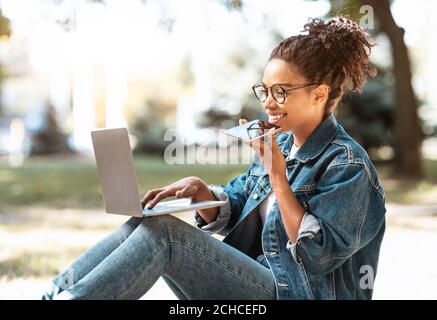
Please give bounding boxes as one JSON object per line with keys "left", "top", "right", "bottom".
{"left": 268, "top": 14, "right": 377, "bottom": 115}
{"left": 305, "top": 18, "right": 332, "bottom": 49}
{"left": 304, "top": 16, "right": 366, "bottom": 51}
{"left": 303, "top": 15, "right": 377, "bottom": 90}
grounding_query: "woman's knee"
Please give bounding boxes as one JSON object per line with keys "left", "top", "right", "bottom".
{"left": 111, "top": 216, "right": 144, "bottom": 241}
{"left": 138, "top": 215, "right": 185, "bottom": 240}
{"left": 140, "top": 214, "right": 183, "bottom": 228}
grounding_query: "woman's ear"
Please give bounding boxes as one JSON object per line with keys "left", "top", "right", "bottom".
{"left": 312, "top": 84, "right": 329, "bottom": 107}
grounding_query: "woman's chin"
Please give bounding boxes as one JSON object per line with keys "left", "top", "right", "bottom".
{"left": 277, "top": 123, "right": 291, "bottom": 132}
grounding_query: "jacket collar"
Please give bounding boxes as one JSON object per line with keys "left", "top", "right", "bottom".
{"left": 280, "top": 113, "right": 338, "bottom": 163}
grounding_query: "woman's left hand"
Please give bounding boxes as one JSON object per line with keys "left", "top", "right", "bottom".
{"left": 239, "top": 119, "right": 287, "bottom": 183}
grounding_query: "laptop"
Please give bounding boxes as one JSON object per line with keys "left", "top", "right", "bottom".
{"left": 90, "top": 128, "right": 227, "bottom": 217}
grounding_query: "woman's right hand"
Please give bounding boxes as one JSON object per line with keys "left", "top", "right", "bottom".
{"left": 141, "top": 176, "right": 209, "bottom": 209}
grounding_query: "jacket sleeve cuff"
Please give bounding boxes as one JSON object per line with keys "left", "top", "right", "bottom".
{"left": 286, "top": 212, "right": 321, "bottom": 263}
{"left": 194, "top": 185, "right": 231, "bottom": 235}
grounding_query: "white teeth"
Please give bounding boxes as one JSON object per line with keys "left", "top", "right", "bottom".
{"left": 269, "top": 114, "right": 287, "bottom": 120}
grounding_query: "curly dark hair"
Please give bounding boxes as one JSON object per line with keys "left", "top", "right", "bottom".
{"left": 269, "top": 15, "right": 377, "bottom": 115}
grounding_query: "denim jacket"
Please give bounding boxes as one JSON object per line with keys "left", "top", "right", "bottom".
{"left": 195, "top": 113, "right": 386, "bottom": 300}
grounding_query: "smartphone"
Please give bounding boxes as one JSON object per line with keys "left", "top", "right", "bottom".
{"left": 224, "top": 120, "right": 279, "bottom": 142}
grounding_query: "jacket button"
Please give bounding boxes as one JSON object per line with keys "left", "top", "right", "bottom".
{"left": 253, "top": 193, "right": 259, "bottom": 199}
{"left": 266, "top": 251, "right": 277, "bottom": 256}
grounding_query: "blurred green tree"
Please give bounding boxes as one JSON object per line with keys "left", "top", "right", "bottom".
{"left": 364, "top": 0, "right": 423, "bottom": 178}
{"left": 327, "top": 0, "right": 423, "bottom": 178}
{"left": 130, "top": 99, "right": 172, "bottom": 155}
{"left": 30, "top": 105, "right": 74, "bottom": 155}
{"left": 336, "top": 67, "right": 396, "bottom": 159}
{"left": 0, "top": 8, "right": 11, "bottom": 117}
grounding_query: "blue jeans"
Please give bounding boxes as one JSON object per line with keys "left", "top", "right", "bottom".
{"left": 41, "top": 215, "right": 276, "bottom": 300}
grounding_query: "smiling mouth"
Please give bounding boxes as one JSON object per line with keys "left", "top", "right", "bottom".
{"left": 267, "top": 113, "right": 288, "bottom": 126}
{"left": 269, "top": 113, "right": 287, "bottom": 120}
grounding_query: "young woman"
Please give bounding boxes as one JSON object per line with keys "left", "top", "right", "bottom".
{"left": 42, "top": 16, "right": 386, "bottom": 300}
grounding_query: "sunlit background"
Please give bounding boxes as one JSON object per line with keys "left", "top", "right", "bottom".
{"left": 0, "top": 0, "right": 436, "bottom": 158}
{"left": 0, "top": 0, "right": 437, "bottom": 300}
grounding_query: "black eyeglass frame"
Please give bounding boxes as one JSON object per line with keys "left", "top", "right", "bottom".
{"left": 252, "top": 83, "right": 320, "bottom": 104}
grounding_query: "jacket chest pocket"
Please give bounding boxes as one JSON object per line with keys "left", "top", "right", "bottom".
{"left": 243, "top": 165, "right": 267, "bottom": 195}
{"left": 293, "top": 185, "right": 317, "bottom": 211}
{"left": 243, "top": 174, "right": 261, "bottom": 195}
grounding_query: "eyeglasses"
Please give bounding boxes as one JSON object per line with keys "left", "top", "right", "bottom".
{"left": 252, "top": 83, "right": 320, "bottom": 104}
{"left": 246, "top": 120, "right": 276, "bottom": 140}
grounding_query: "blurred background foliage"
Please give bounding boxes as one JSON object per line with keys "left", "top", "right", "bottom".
{"left": 0, "top": 0, "right": 436, "bottom": 211}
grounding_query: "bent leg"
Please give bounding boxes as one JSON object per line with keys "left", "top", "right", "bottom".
{"left": 53, "top": 215, "right": 276, "bottom": 300}
{"left": 161, "top": 219, "right": 276, "bottom": 300}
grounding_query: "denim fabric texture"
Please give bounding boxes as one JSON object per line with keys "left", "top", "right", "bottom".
{"left": 195, "top": 113, "right": 386, "bottom": 300}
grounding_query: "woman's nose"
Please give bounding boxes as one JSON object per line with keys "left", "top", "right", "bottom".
{"left": 262, "top": 91, "right": 277, "bottom": 109}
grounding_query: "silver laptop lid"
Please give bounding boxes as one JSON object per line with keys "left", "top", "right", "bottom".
{"left": 91, "top": 128, "right": 143, "bottom": 217}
